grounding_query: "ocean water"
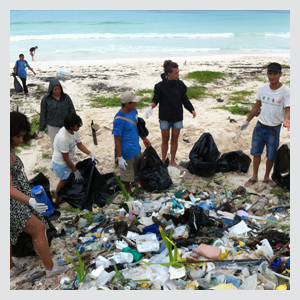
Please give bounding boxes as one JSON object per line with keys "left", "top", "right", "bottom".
{"left": 10, "top": 10, "right": 290, "bottom": 62}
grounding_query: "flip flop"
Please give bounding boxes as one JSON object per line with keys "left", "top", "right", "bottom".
{"left": 245, "top": 179, "right": 258, "bottom": 187}
{"left": 263, "top": 180, "right": 277, "bottom": 187}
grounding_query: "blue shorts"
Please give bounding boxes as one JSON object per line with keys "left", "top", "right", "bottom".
{"left": 52, "top": 160, "right": 73, "bottom": 180}
{"left": 159, "top": 120, "right": 183, "bottom": 130}
{"left": 250, "top": 122, "right": 281, "bottom": 161}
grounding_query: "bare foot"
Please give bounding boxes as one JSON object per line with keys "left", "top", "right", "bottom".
{"left": 170, "top": 161, "right": 180, "bottom": 169}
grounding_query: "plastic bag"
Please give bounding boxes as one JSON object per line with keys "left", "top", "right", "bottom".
{"left": 13, "top": 75, "right": 23, "bottom": 93}
{"left": 184, "top": 133, "right": 221, "bottom": 177}
{"left": 239, "top": 273, "right": 258, "bottom": 290}
{"left": 271, "top": 144, "right": 290, "bottom": 188}
{"left": 57, "top": 158, "right": 113, "bottom": 210}
{"left": 189, "top": 205, "right": 212, "bottom": 234}
{"left": 216, "top": 150, "right": 252, "bottom": 173}
{"left": 56, "top": 69, "right": 71, "bottom": 79}
{"left": 137, "top": 117, "right": 149, "bottom": 137}
{"left": 137, "top": 146, "right": 172, "bottom": 192}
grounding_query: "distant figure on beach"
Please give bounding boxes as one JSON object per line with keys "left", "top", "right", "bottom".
{"left": 240, "top": 62, "right": 290, "bottom": 187}
{"left": 10, "top": 111, "right": 69, "bottom": 280}
{"left": 29, "top": 46, "right": 38, "bottom": 61}
{"left": 13, "top": 54, "right": 36, "bottom": 96}
{"left": 145, "top": 60, "right": 196, "bottom": 169}
{"left": 52, "top": 113, "right": 100, "bottom": 205}
{"left": 113, "top": 91, "right": 151, "bottom": 195}
{"left": 39, "top": 79, "right": 76, "bottom": 149}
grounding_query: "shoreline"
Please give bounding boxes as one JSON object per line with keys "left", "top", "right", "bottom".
{"left": 10, "top": 51, "right": 290, "bottom": 66}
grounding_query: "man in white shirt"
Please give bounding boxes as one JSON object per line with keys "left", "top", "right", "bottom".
{"left": 240, "top": 62, "right": 290, "bottom": 187}
{"left": 52, "top": 113, "right": 100, "bottom": 204}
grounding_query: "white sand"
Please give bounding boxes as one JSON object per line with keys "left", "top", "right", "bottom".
{"left": 10, "top": 54, "right": 290, "bottom": 193}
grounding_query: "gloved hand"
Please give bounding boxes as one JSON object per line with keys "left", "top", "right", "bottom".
{"left": 89, "top": 152, "right": 100, "bottom": 164}
{"left": 118, "top": 157, "right": 128, "bottom": 170}
{"left": 240, "top": 121, "right": 250, "bottom": 130}
{"left": 145, "top": 106, "right": 153, "bottom": 119}
{"left": 29, "top": 198, "right": 48, "bottom": 213}
{"left": 40, "top": 131, "right": 45, "bottom": 138}
{"left": 74, "top": 170, "right": 83, "bottom": 182}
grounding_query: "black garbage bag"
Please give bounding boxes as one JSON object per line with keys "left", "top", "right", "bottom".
{"left": 137, "top": 146, "right": 172, "bottom": 192}
{"left": 189, "top": 205, "right": 212, "bottom": 234}
{"left": 137, "top": 117, "right": 149, "bottom": 137}
{"left": 185, "top": 133, "right": 221, "bottom": 177}
{"left": 57, "top": 158, "right": 113, "bottom": 210}
{"left": 216, "top": 150, "right": 252, "bottom": 173}
{"left": 11, "top": 218, "right": 57, "bottom": 257}
{"left": 13, "top": 74, "right": 23, "bottom": 93}
{"left": 271, "top": 144, "right": 290, "bottom": 189}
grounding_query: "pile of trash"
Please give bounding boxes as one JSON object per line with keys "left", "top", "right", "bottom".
{"left": 11, "top": 136, "right": 290, "bottom": 290}
{"left": 12, "top": 178, "right": 290, "bottom": 290}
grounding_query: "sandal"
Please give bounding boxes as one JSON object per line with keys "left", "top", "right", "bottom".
{"left": 245, "top": 179, "right": 258, "bottom": 187}
{"left": 263, "top": 180, "right": 277, "bottom": 187}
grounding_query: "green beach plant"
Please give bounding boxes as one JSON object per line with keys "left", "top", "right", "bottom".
{"left": 63, "top": 248, "right": 91, "bottom": 283}
{"left": 184, "top": 71, "right": 227, "bottom": 84}
{"left": 113, "top": 172, "right": 131, "bottom": 200}
{"left": 198, "top": 174, "right": 227, "bottom": 189}
{"left": 211, "top": 105, "right": 251, "bottom": 116}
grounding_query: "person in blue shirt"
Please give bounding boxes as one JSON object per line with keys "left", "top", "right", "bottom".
{"left": 113, "top": 91, "right": 151, "bottom": 195}
{"left": 13, "top": 54, "right": 36, "bottom": 96}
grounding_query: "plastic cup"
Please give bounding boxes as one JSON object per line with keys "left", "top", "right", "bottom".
{"left": 96, "top": 270, "right": 116, "bottom": 286}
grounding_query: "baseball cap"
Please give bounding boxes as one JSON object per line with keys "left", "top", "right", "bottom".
{"left": 120, "top": 91, "right": 142, "bottom": 104}
{"left": 267, "top": 62, "right": 282, "bottom": 73}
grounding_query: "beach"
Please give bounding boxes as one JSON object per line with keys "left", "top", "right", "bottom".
{"left": 9, "top": 54, "right": 290, "bottom": 194}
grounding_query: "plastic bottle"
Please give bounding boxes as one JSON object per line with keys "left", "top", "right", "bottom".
{"left": 31, "top": 185, "right": 54, "bottom": 216}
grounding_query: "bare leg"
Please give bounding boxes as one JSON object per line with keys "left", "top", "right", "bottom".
{"left": 22, "top": 214, "right": 53, "bottom": 271}
{"left": 55, "top": 179, "right": 65, "bottom": 204}
{"left": 10, "top": 243, "right": 13, "bottom": 269}
{"left": 124, "top": 182, "right": 133, "bottom": 195}
{"left": 161, "top": 129, "right": 170, "bottom": 163}
{"left": 264, "top": 159, "right": 275, "bottom": 180}
{"left": 170, "top": 128, "right": 181, "bottom": 168}
{"left": 245, "top": 155, "right": 261, "bottom": 186}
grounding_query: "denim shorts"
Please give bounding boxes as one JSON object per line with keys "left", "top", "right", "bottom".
{"left": 52, "top": 160, "right": 73, "bottom": 180}
{"left": 250, "top": 122, "right": 281, "bottom": 161}
{"left": 159, "top": 120, "right": 183, "bottom": 130}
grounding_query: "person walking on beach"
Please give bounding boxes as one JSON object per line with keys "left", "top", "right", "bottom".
{"left": 29, "top": 46, "right": 38, "bottom": 61}
{"left": 13, "top": 54, "right": 36, "bottom": 96}
{"left": 39, "top": 78, "right": 76, "bottom": 149}
{"left": 113, "top": 91, "right": 151, "bottom": 195}
{"left": 52, "top": 113, "right": 100, "bottom": 205}
{"left": 240, "top": 62, "right": 290, "bottom": 187}
{"left": 145, "top": 60, "right": 196, "bottom": 169}
{"left": 10, "top": 111, "right": 69, "bottom": 280}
